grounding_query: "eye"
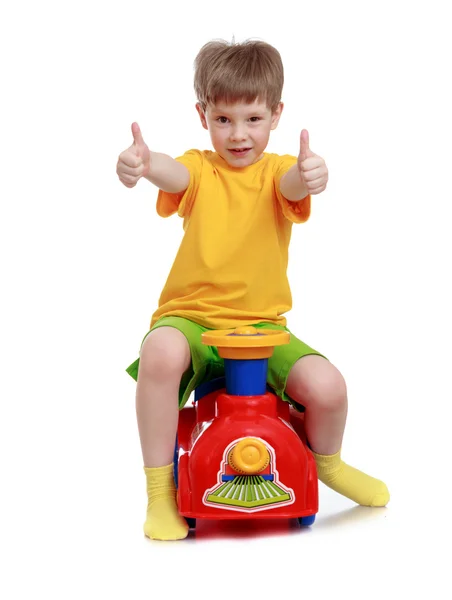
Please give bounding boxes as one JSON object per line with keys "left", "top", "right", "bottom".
{"left": 249, "top": 117, "right": 261, "bottom": 122}
{"left": 216, "top": 116, "right": 229, "bottom": 124}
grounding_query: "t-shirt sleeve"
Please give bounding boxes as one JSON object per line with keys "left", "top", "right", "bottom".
{"left": 156, "top": 150, "right": 203, "bottom": 218}
{"left": 273, "top": 154, "right": 311, "bottom": 224}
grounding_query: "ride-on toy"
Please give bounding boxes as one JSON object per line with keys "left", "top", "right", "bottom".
{"left": 175, "top": 326, "right": 318, "bottom": 530}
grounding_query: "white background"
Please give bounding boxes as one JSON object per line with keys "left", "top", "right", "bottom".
{"left": 1, "top": 0, "right": 451, "bottom": 598}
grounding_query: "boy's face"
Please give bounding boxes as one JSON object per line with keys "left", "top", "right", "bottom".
{"left": 196, "top": 99, "right": 283, "bottom": 167}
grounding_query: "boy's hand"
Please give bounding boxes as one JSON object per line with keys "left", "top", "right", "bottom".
{"left": 298, "top": 130, "right": 328, "bottom": 194}
{"left": 116, "top": 123, "right": 151, "bottom": 188}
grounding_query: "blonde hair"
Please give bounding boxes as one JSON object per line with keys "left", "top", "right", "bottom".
{"left": 194, "top": 39, "right": 284, "bottom": 113}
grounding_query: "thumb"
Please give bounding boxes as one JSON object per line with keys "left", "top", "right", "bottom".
{"left": 299, "top": 129, "right": 314, "bottom": 161}
{"left": 131, "top": 122, "right": 145, "bottom": 151}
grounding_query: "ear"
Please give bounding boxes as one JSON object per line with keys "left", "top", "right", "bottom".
{"left": 270, "top": 102, "right": 284, "bottom": 130}
{"left": 196, "top": 102, "right": 208, "bottom": 130}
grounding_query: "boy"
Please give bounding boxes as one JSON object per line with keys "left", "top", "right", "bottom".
{"left": 117, "top": 39, "right": 390, "bottom": 541}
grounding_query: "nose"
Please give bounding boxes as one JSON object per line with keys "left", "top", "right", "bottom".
{"left": 229, "top": 125, "right": 247, "bottom": 142}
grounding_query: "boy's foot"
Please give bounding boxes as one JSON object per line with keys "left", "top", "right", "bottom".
{"left": 144, "top": 497, "right": 189, "bottom": 541}
{"left": 312, "top": 450, "right": 390, "bottom": 507}
{"left": 143, "top": 464, "right": 189, "bottom": 541}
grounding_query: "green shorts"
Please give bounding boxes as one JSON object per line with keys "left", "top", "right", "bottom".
{"left": 126, "top": 316, "right": 327, "bottom": 411}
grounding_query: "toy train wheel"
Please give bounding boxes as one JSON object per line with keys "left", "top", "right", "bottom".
{"left": 298, "top": 515, "right": 316, "bottom": 526}
{"left": 185, "top": 517, "right": 196, "bottom": 529}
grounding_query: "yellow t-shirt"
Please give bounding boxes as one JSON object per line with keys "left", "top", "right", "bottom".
{"left": 151, "top": 150, "right": 310, "bottom": 330}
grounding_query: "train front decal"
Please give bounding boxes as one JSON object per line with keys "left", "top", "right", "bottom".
{"left": 203, "top": 436, "right": 295, "bottom": 512}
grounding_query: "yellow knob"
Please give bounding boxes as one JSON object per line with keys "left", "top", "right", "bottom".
{"left": 233, "top": 326, "right": 258, "bottom": 335}
{"left": 228, "top": 438, "right": 270, "bottom": 474}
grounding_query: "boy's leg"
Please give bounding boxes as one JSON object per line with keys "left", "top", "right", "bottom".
{"left": 130, "top": 316, "right": 222, "bottom": 540}
{"left": 136, "top": 327, "right": 191, "bottom": 467}
{"left": 262, "top": 323, "right": 389, "bottom": 507}
{"left": 286, "top": 355, "right": 348, "bottom": 455}
{"left": 285, "top": 355, "right": 389, "bottom": 507}
{"left": 136, "top": 326, "right": 191, "bottom": 540}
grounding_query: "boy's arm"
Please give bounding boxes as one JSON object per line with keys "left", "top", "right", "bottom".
{"left": 280, "top": 129, "right": 328, "bottom": 200}
{"left": 116, "top": 122, "right": 189, "bottom": 193}
{"left": 145, "top": 152, "right": 190, "bottom": 193}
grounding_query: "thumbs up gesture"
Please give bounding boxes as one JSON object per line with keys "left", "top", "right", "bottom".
{"left": 116, "top": 122, "right": 151, "bottom": 188}
{"left": 297, "top": 130, "right": 328, "bottom": 195}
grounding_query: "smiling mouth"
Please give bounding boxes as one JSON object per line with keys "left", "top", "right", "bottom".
{"left": 229, "top": 148, "right": 251, "bottom": 155}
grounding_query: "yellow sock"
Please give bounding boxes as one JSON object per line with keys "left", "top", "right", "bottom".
{"left": 143, "top": 463, "right": 189, "bottom": 541}
{"left": 312, "top": 450, "right": 390, "bottom": 507}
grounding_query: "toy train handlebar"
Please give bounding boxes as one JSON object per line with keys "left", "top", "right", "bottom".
{"left": 201, "top": 326, "right": 290, "bottom": 396}
{"left": 202, "top": 325, "right": 289, "bottom": 358}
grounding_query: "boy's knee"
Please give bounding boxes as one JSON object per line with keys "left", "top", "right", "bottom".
{"left": 287, "top": 356, "right": 347, "bottom": 412}
{"left": 138, "top": 327, "right": 191, "bottom": 381}
{"left": 315, "top": 368, "right": 347, "bottom": 412}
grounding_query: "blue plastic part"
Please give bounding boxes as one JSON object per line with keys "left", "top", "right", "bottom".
{"left": 194, "top": 377, "right": 226, "bottom": 402}
{"left": 222, "top": 474, "right": 274, "bottom": 481}
{"left": 224, "top": 358, "right": 268, "bottom": 395}
{"left": 194, "top": 377, "right": 276, "bottom": 402}
{"left": 173, "top": 435, "right": 179, "bottom": 488}
{"left": 185, "top": 517, "right": 196, "bottom": 529}
{"left": 298, "top": 514, "right": 316, "bottom": 526}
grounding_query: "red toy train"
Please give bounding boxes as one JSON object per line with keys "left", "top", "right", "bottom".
{"left": 174, "top": 326, "right": 318, "bottom": 529}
